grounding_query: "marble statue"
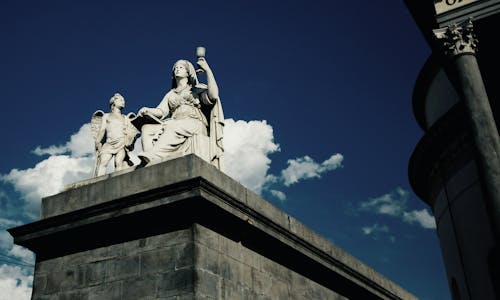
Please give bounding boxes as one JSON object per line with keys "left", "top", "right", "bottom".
{"left": 91, "top": 93, "right": 138, "bottom": 177}
{"left": 136, "top": 47, "right": 224, "bottom": 170}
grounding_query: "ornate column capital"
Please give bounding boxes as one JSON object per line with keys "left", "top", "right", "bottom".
{"left": 433, "top": 19, "right": 478, "bottom": 57}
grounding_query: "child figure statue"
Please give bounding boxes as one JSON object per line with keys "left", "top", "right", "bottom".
{"left": 91, "top": 93, "right": 138, "bottom": 177}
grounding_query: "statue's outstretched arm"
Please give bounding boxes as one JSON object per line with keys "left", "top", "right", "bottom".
{"left": 138, "top": 107, "right": 164, "bottom": 118}
{"left": 197, "top": 57, "right": 219, "bottom": 101}
{"left": 138, "top": 93, "right": 169, "bottom": 119}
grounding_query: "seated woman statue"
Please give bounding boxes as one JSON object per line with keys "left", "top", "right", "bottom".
{"left": 137, "top": 57, "right": 224, "bottom": 170}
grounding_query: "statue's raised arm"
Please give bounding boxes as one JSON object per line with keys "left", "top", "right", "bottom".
{"left": 137, "top": 47, "right": 224, "bottom": 170}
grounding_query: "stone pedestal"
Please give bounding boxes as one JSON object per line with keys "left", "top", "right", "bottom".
{"left": 9, "top": 155, "right": 416, "bottom": 300}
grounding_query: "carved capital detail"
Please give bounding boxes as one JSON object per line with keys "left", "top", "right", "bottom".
{"left": 433, "top": 19, "right": 478, "bottom": 57}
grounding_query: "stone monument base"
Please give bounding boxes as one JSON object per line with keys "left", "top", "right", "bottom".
{"left": 9, "top": 155, "right": 416, "bottom": 300}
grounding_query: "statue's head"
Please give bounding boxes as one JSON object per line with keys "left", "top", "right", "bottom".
{"left": 109, "top": 93, "right": 125, "bottom": 109}
{"left": 171, "top": 60, "right": 199, "bottom": 88}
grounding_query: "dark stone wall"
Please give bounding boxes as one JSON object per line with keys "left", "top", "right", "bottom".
{"left": 193, "top": 224, "right": 347, "bottom": 300}
{"left": 31, "top": 229, "right": 195, "bottom": 300}
{"left": 30, "top": 224, "right": 348, "bottom": 300}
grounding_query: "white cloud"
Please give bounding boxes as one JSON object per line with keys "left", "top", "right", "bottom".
{"left": 359, "top": 187, "right": 436, "bottom": 230}
{"left": 0, "top": 264, "right": 33, "bottom": 300}
{"left": 7, "top": 246, "right": 34, "bottom": 265}
{"left": 0, "top": 219, "right": 23, "bottom": 257}
{"left": 0, "top": 231, "right": 13, "bottom": 251}
{"left": 32, "top": 145, "right": 66, "bottom": 156}
{"left": 223, "top": 120, "right": 343, "bottom": 196}
{"left": 2, "top": 155, "right": 94, "bottom": 218}
{"left": 403, "top": 209, "right": 436, "bottom": 229}
{"left": 0, "top": 232, "right": 34, "bottom": 268}
{"left": 281, "top": 154, "right": 343, "bottom": 186}
{"left": 264, "top": 174, "right": 278, "bottom": 184}
{"left": 65, "top": 124, "right": 96, "bottom": 157}
{"left": 360, "top": 187, "right": 408, "bottom": 216}
{"left": 0, "top": 217, "right": 34, "bottom": 300}
{"left": 361, "top": 223, "right": 389, "bottom": 236}
{"left": 32, "top": 124, "right": 94, "bottom": 157}
{"left": 1, "top": 123, "right": 105, "bottom": 218}
{"left": 320, "top": 154, "right": 345, "bottom": 172}
{"left": 270, "top": 190, "right": 286, "bottom": 202}
{"left": 0, "top": 218, "right": 21, "bottom": 229}
{"left": 224, "top": 119, "right": 280, "bottom": 194}
{"left": 0, "top": 218, "right": 34, "bottom": 265}
{"left": 0, "top": 219, "right": 22, "bottom": 252}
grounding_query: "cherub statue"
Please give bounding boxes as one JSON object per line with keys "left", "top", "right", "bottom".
{"left": 91, "top": 93, "right": 138, "bottom": 177}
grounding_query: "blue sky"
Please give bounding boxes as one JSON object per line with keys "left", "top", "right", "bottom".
{"left": 0, "top": 1, "right": 451, "bottom": 299}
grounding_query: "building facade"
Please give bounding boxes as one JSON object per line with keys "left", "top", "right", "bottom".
{"left": 405, "top": 1, "right": 500, "bottom": 298}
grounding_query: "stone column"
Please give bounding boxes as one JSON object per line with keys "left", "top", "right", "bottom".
{"left": 434, "top": 18, "right": 500, "bottom": 294}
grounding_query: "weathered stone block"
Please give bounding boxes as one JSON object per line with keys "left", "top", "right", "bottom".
{"left": 57, "top": 290, "right": 89, "bottom": 300}
{"left": 251, "top": 269, "right": 273, "bottom": 296}
{"left": 194, "top": 243, "right": 219, "bottom": 274}
{"left": 106, "top": 255, "right": 140, "bottom": 282}
{"left": 45, "top": 265, "right": 85, "bottom": 294}
{"left": 143, "top": 229, "right": 193, "bottom": 251}
{"left": 86, "top": 262, "right": 105, "bottom": 286}
{"left": 88, "top": 281, "right": 121, "bottom": 300}
{"left": 122, "top": 275, "right": 157, "bottom": 300}
{"left": 32, "top": 272, "right": 47, "bottom": 295}
{"left": 141, "top": 246, "right": 182, "bottom": 275}
{"left": 195, "top": 269, "right": 220, "bottom": 299}
{"left": 157, "top": 268, "right": 194, "bottom": 297}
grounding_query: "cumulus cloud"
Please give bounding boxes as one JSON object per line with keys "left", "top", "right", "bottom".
{"left": 359, "top": 187, "right": 436, "bottom": 230}
{"left": 224, "top": 119, "right": 280, "bottom": 194}
{"left": 0, "top": 219, "right": 21, "bottom": 252}
{"left": 260, "top": 154, "right": 343, "bottom": 202}
{"left": 222, "top": 120, "right": 344, "bottom": 199}
{"left": 0, "top": 231, "right": 13, "bottom": 252}
{"left": 2, "top": 156, "right": 94, "bottom": 218}
{"left": 32, "top": 123, "right": 94, "bottom": 157}
{"left": 32, "top": 145, "right": 66, "bottom": 156}
{"left": 0, "top": 264, "right": 33, "bottom": 300}
{"left": 0, "top": 218, "right": 35, "bottom": 300}
{"left": 403, "top": 209, "right": 436, "bottom": 229}
{"left": 1, "top": 123, "right": 106, "bottom": 218}
{"left": 7, "top": 246, "right": 34, "bottom": 265}
{"left": 361, "top": 224, "right": 397, "bottom": 242}
{"left": 360, "top": 187, "right": 408, "bottom": 216}
{"left": 281, "top": 154, "right": 343, "bottom": 186}
{"left": 0, "top": 216, "right": 34, "bottom": 300}
{"left": 361, "top": 223, "right": 389, "bottom": 236}
{"left": 270, "top": 190, "right": 286, "bottom": 202}
{"left": 0, "top": 218, "right": 34, "bottom": 265}
{"left": 0, "top": 218, "right": 21, "bottom": 229}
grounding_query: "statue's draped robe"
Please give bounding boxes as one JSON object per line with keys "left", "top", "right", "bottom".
{"left": 139, "top": 86, "right": 224, "bottom": 169}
